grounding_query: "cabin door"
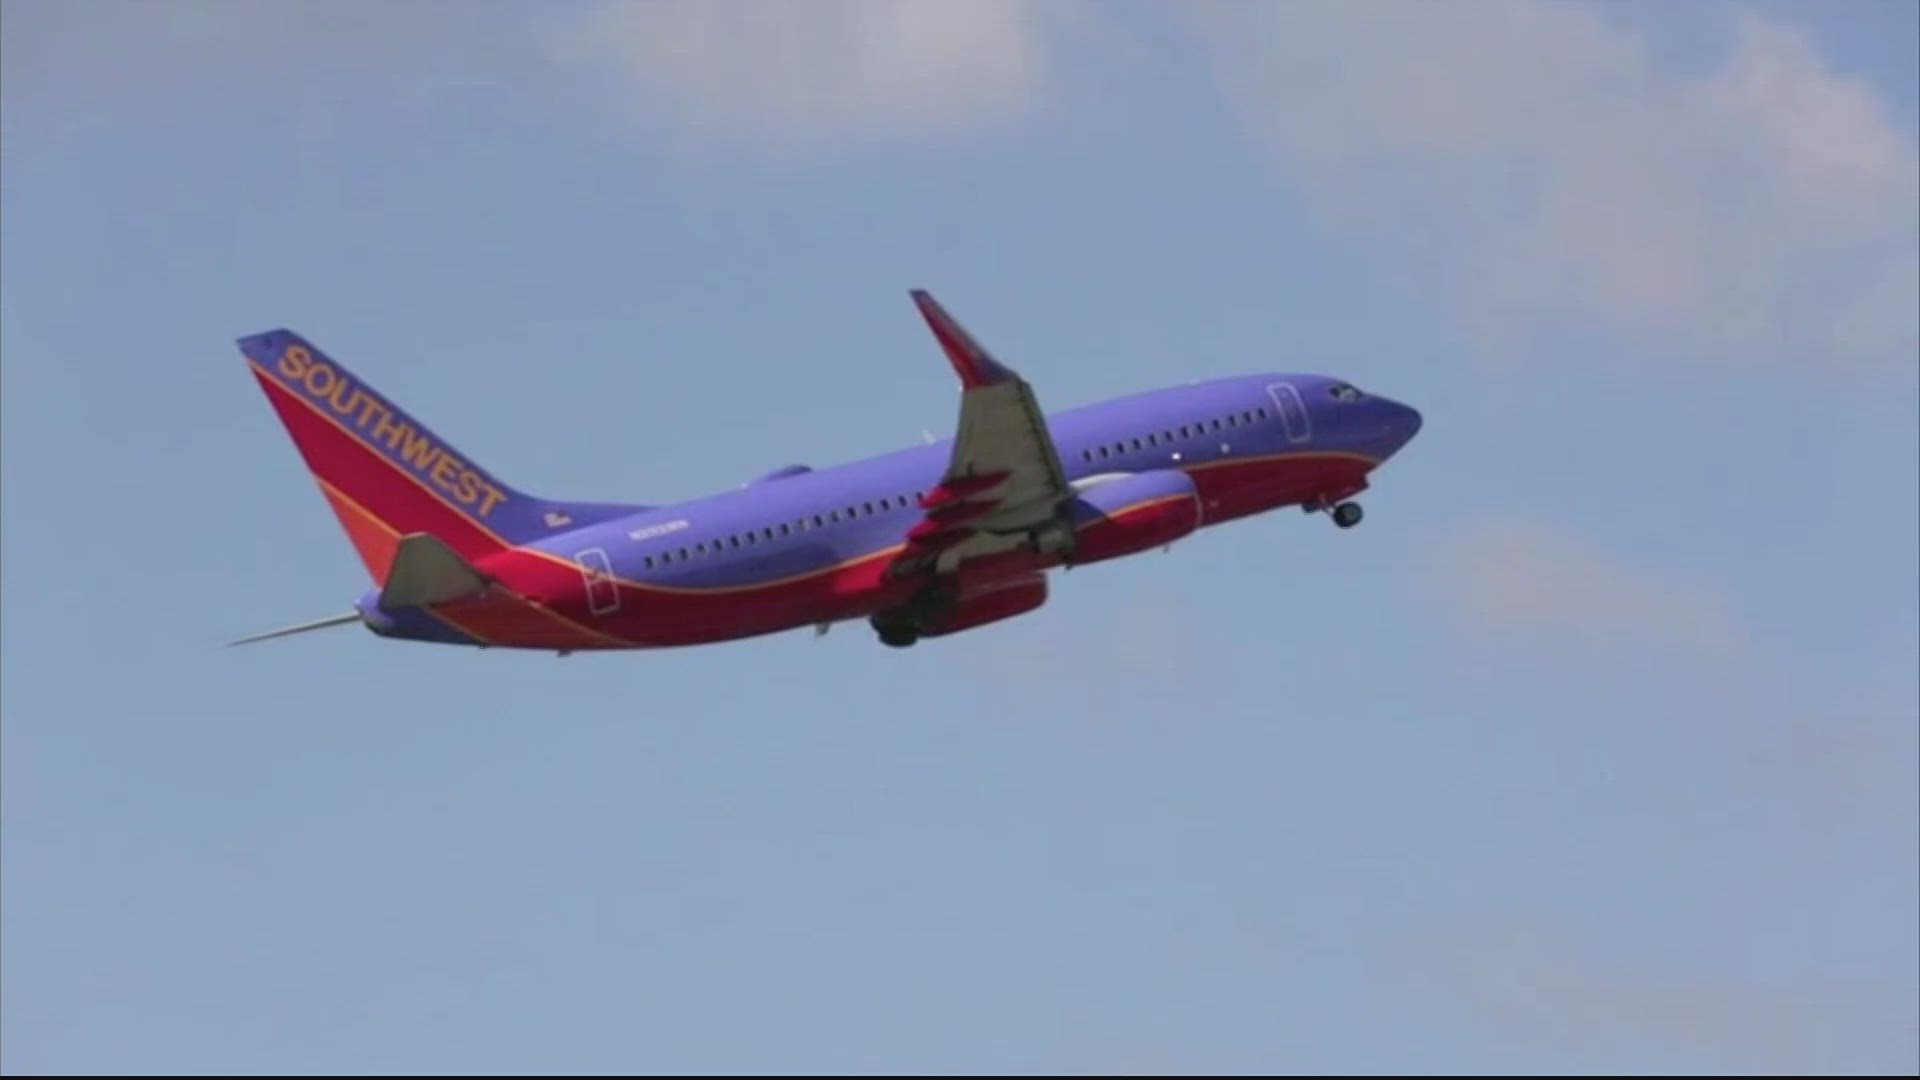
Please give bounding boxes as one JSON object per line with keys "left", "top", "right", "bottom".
{"left": 573, "top": 548, "right": 621, "bottom": 616}
{"left": 1264, "top": 383, "right": 1312, "bottom": 445}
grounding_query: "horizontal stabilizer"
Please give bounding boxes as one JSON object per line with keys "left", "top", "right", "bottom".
{"left": 379, "top": 532, "right": 493, "bottom": 609}
{"left": 226, "top": 611, "right": 363, "bottom": 647}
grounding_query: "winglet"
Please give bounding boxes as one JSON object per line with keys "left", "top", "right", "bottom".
{"left": 911, "top": 290, "right": 1018, "bottom": 389}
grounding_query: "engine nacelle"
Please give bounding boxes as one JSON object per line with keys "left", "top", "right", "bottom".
{"left": 1066, "top": 470, "right": 1201, "bottom": 566}
{"left": 922, "top": 575, "right": 1049, "bottom": 638}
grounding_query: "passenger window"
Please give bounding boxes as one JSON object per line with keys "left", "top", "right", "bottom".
{"left": 728, "top": 536, "right": 740, "bottom": 549}
{"left": 696, "top": 542, "right": 707, "bottom": 555}
{"left": 643, "top": 556, "right": 654, "bottom": 569}
{"left": 1256, "top": 408, "right": 1268, "bottom": 420}
{"left": 1131, "top": 438, "right": 1143, "bottom": 451}
{"left": 812, "top": 514, "right": 824, "bottom": 528}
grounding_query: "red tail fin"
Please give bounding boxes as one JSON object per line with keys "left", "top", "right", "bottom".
{"left": 238, "top": 329, "right": 640, "bottom": 578}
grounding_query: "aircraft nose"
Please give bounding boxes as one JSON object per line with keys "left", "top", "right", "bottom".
{"left": 1377, "top": 398, "right": 1423, "bottom": 451}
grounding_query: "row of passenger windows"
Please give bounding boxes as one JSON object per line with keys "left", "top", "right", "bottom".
{"left": 641, "top": 406, "right": 1274, "bottom": 569}
{"left": 641, "top": 491, "right": 927, "bottom": 569}
{"left": 1079, "top": 407, "right": 1270, "bottom": 464}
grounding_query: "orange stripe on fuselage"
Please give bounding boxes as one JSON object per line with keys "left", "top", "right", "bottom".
{"left": 475, "top": 455, "right": 1375, "bottom": 647}
{"left": 305, "top": 478, "right": 497, "bottom": 647}
{"left": 429, "top": 590, "right": 630, "bottom": 651}
{"left": 309, "top": 477, "right": 629, "bottom": 650}
{"left": 256, "top": 366, "right": 640, "bottom": 647}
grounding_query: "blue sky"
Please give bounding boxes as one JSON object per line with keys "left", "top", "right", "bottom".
{"left": 3, "top": 0, "right": 1914, "bottom": 1073}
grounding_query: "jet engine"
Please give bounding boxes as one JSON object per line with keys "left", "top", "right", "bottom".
{"left": 1065, "top": 469, "right": 1201, "bottom": 566}
{"left": 922, "top": 574, "right": 1049, "bottom": 639}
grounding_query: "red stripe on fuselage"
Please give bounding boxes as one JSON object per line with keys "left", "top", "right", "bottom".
{"left": 316, "top": 478, "right": 631, "bottom": 650}
{"left": 306, "top": 478, "right": 497, "bottom": 647}
{"left": 483, "top": 451, "right": 1381, "bottom": 649}
{"left": 1187, "top": 451, "right": 1376, "bottom": 524}
{"left": 474, "top": 543, "right": 925, "bottom": 648}
{"left": 428, "top": 589, "right": 629, "bottom": 650}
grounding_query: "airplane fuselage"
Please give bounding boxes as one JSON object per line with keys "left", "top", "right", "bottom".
{"left": 353, "top": 372, "right": 1421, "bottom": 650}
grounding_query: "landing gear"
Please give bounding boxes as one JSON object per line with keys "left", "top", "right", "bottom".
{"left": 870, "top": 583, "right": 956, "bottom": 649}
{"left": 1331, "top": 501, "right": 1364, "bottom": 529}
{"left": 870, "top": 608, "right": 923, "bottom": 648}
{"left": 874, "top": 620, "right": 920, "bottom": 649}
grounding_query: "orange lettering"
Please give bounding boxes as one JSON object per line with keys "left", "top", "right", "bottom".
{"left": 303, "top": 362, "right": 336, "bottom": 398}
{"left": 430, "top": 455, "right": 459, "bottom": 493}
{"left": 400, "top": 430, "right": 440, "bottom": 471}
{"left": 278, "top": 345, "right": 311, "bottom": 379}
{"left": 453, "top": 469, "right": 480, "bottom": 505}
{"left": 477, "top": 485, "right": 507, "bottom": 517}
{"left": 329, "top": 382, "right": 360, "bottom": 416}
{"left": 355, "top": 395, "right": 384, "bottom": 430}
{"left": 372, "top": 413, "right": 407, "bottom": 450}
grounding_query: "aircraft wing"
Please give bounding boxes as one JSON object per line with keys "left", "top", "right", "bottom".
{"left": 889, "top": 290, "right": 1076, "bottom": 579}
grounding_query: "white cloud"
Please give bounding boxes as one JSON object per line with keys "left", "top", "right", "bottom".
{"left": 1186, "top": 1, "right": 1919, "bottom": 375}
{"left": 1431, "top": 514, "right": 1743, "bottom": 660}
{"left": 574, "top": 0, "right": 1055, "bottom": 144}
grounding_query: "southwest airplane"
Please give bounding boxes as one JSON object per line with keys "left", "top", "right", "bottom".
{"left": 231, "top": 291, "right": 1422, "bottom": 651}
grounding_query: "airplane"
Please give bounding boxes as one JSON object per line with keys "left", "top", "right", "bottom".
{"left": 230, "top": 290, "right": 1422, "bottom": 652}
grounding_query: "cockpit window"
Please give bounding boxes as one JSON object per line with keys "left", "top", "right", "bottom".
{"left": 1329, "top": 383, "right": 1363, "bottom": 403}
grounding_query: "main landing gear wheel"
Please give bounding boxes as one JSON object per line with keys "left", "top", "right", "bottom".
{"left": 870, "top": 610, "right": 922, "bottom": 648}
{"left": 1332, "top": 501, "right": 1364, "bottom": 529}
{"left": 871, "top": 582, "right": 957, "bottom": 648}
